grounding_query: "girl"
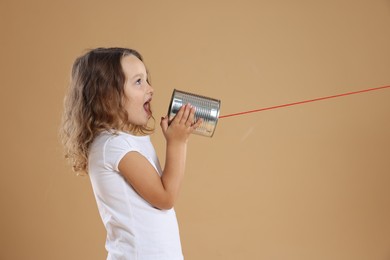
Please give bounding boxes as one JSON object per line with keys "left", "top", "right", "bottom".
{"left": 61, "top": 47, "right": 201, "bottom": 260}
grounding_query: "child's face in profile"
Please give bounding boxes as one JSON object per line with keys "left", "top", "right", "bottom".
{"left": 121, "top": 54, "right": 154, "bottom": 127}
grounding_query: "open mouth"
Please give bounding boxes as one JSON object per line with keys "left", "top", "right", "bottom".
{"left": 143, "top": 98, "right": 152, "bottom": 115}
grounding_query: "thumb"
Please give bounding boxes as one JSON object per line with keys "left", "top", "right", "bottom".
{"left": 160, "top": 116, "right": 169, "bottom": 132}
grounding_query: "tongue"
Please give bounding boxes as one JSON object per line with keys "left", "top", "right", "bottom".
{"left": 144, "top": 102, "right": 150, "bottom": 113}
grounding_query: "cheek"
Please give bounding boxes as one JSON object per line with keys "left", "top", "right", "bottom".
{"left": 123, "top": 89, "right": 144, "bottom": 112}
{"left": 124, "top": 98, "right": 141, "bottom": 115}
{"left": 123, "top": 97, "right": 133, "bottom": 113}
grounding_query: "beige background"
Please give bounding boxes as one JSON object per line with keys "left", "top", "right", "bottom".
{"left": 1, "top": 0, "right": 390, "bottom": 259}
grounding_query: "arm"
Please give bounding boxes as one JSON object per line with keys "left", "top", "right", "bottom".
{"left": 118, "top": 104, "right": 202, "bottom": 210}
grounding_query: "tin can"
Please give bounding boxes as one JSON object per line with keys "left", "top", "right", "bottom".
{"left": 167, "top": 89, "right": 221, "bottom": 137}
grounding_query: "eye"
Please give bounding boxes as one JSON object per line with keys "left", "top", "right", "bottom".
{"left": 135, "top": 78, "right": 142, "bottom": 85}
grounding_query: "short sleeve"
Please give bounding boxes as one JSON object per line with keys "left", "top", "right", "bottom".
{"left": 103, "top": 134, "right": 140, "bottom": 172}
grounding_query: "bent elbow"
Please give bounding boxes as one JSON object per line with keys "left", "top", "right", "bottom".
{"left": 157, "top": 204, "right": 174, "bottom": 210}
{"left": 155, "top": 197, "right": 175, "bottom": 210}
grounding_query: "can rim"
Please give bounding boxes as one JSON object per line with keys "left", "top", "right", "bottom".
{"left": 167, "top": 89, "right": 177, "bottom": 119}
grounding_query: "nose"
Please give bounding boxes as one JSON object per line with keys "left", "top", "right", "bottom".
{"left": 147, "top": 82, "right": 154, "bottom": 96}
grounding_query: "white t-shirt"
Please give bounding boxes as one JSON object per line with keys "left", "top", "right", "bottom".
{"left": 88, "top": 131, "right": 183, "bottom": 260}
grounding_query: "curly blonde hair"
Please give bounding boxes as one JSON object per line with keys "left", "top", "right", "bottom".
{"left": 60, "top": 48, "right": 154, "bottom": 175}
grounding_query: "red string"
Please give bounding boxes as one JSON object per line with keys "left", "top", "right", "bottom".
{"left": 219, "top": 85, "right": 390, "bottom": 119}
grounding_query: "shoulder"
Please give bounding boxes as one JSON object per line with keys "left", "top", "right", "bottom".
{"left": 91, "top": 131, "right": 149, "bottom": 149}
{"left": 91, "top": 131, "right": 153, "bottom": 159}
{"left": 89, "top": 131, "right": 151, "bottom": 172}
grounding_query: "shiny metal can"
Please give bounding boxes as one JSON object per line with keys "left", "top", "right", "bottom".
{"left": 167, "top": 89, "right": 221, "bottom": 137}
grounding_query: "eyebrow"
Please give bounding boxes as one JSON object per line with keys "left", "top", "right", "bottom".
{"left": 131, "top": 73, "right": 147, "bottom": 80}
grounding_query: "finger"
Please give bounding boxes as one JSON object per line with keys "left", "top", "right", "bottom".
{"left": 172, "top": 104, "right": 186, "bottom": 123}
{"left": 180, "top": 104, "right": 191, "bottom": 125}
{"left": 191, "top": 117, "right": 203, "bottom": 130}
{"left": 186, "top": 106, "right": 196, "bottom": 126}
